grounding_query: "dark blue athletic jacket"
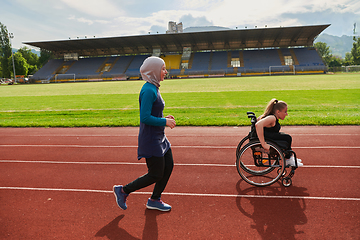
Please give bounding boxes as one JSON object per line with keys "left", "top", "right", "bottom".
{"left": 137, "top": 82, "right": 170, "bottom": 159}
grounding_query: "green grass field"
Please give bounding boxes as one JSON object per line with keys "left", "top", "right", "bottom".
{"left": 0, "top": 73, "right": 359, "bottom": 127}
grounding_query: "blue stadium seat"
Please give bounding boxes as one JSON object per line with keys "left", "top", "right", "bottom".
{"left": 66, "top": 57, "right": 106, "bottom": 77}
{"left": 191, "top": 52, "right": 211, "bottom": 71}
{"left": 211, "top": 51, "right": 228, "bottom": 71}
{"left": 293, "top": 48, "right": 325, "bottom": 66}
{"left": 31, "top": 59, "right": 64, "bottom": 80}
{"left": 125, "top": 55, "right": 150, "bottom": 77}
{"left": 109, "top": 56, "right": 134, "bottom": 74}
{"left": 243, "top": 49, "right": 282, "bottom": 71}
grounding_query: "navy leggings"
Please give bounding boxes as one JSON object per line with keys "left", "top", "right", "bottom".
{"left": 264, "top": 132, "right": 292, "bottom": 158}
{"left": 123, "top": 148, "right": 174, "bottom": 200}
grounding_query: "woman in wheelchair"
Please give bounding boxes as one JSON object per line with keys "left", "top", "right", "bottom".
{"left": 255, "top": 98, "right": 303, "bottom": 167}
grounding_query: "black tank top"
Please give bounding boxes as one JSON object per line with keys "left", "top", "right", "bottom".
{"left": 264, "top": 114, "right": 281, "bottom": 134}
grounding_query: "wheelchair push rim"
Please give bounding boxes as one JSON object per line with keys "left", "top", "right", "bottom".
{"left": 236, "top": 140, "right": 286, "bottom": 187}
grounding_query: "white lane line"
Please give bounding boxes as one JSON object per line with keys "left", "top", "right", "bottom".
{"left": 0, "top": 133, "right": 358, "bottom": 137}
{"left": 0, "top": 160, "right": 232, "bottom": 166}
{"left": 293, "top": 146, "right": 360, "bottom": 149}
{"left": 0, "top": 145, "right": 359, "bottom": 149}
{"left": 0, "top": 145, "right": 138, "bottom": 148}
{"left": 1, "top": 187, "right": 359, "bottom": 201}
{"left": 1, "top": 160, "right": 359, "bottom": 168}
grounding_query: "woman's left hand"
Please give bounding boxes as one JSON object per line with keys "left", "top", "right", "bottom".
{"left": 165, "top": 115, "right": 176, "bottom": 129}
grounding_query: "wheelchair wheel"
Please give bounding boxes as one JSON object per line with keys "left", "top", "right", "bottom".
{"left": 236, "top": 135, "right": 250, "bottom": 159}
{"left": 236, "top": 136, "right": 261, "bottom": 176}
{"left": 236, "top": 140, "right": 286, "bottom": 187}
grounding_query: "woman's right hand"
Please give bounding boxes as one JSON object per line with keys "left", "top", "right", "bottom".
{"left": 262, "top": 143, "right": 270, "bottom": 153}
{"left": 166, "top": 117, "right": 176, "bottom": 129}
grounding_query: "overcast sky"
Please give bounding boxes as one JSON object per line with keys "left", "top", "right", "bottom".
{"left": 2, "top": 0, "right": 359, "bottom": 49}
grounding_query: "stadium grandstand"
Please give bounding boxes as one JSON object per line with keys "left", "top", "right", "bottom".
{"left": 24, "top": 24, "right": 330, "bottom": 83}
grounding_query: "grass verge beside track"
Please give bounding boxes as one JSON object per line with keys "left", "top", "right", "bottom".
{"left": 0, "top": 74, "right": 359, "bottom": 127}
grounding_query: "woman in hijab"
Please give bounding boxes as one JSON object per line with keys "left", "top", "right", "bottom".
{"left": 113, "top": 56, "right": 176, "bottom": 212}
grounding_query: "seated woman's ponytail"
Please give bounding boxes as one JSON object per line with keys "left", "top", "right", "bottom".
{"left": 258, "top": 98, "right": 287, "bottom": 120}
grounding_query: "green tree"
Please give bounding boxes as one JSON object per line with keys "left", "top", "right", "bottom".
{"left": 8, "top": 52, "right": 28, "bottom": 76}
{"left": 351, "top": 37, "right": 360, "bottom": 65}
{"left": 38, "top": 48, "right": 53, "bottom": 68}
{"left": 314, "top": 42, "right": 333, "bottom": 67}
{"left": 343, "top": 52, "right": 353, "bottom": 66}
{"left": 0, "top": 22, "right": 12, "bottom": 78}
{"left": 18, "top": 46, "right": 39, "bottom": 75}
{"left": 328, "top": 56, "right": 343, "bottom": 67}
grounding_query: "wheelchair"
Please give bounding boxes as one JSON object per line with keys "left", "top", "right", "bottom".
{"left": 236, "top": 112, "right": 299, "bottom": 187}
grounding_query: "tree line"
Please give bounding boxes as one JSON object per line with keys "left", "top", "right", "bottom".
{"left": 314, "top": 37, "right": 360, "bottom": 68}
{"left": 0, "top": 22, "right": 52, "bottom": 79}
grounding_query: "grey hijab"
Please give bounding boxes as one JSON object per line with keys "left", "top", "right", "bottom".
{"left": 140, "top": 56, "right": 165, "bottom": 88}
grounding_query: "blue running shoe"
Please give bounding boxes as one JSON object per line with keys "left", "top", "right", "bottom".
{"left": 113, "top": 185, "right": 128, "bottom": 210}
{"left": 146, "top": 198, "right": 171, "bottom": 211}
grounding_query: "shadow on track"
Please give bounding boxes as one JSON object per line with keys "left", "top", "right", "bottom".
{"left": 95, "top": 215, "right": 140, "bottom": 240}
{"left": 142, "top": 209, "right": 169, "bottom": 240}
{"left": 95, "top": 209, "right": 169, "bottom": 240}
{"left": 235, "top": 179, "right": 309, "bottom": 240}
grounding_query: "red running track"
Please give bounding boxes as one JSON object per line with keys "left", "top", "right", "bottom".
{"left": 0, "top": 126, "right": 359, "bottom": 239}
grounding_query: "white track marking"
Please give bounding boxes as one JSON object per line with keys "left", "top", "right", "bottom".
{"left": 1, "top": 160, "right": 359, "bottom": 168}
{"left": 0, "top": 144, "right": 359, "bottom": 149}
{"left": 293, "top": 146, "right": 360, "bottom": 149}
{"left": 0, "top": 187, "right": 359, "bottom": 201}
{"left": 0, "top": 133, "right": 358, "bottom": 137}
{"left": 0, "top": 144, "right": 138, "bottom": 148}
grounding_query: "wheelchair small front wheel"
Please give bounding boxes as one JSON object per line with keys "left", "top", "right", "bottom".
{"left": 282, "top": 177, "right": 292, "bottom": 187}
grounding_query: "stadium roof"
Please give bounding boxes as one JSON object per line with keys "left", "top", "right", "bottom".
{"left": 24, "top": 24, "right": 330, "bottom": 57}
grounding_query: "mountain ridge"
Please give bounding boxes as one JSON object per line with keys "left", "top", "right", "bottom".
{"left": 315, "top": 33, "right": 357, "bottom": 58}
